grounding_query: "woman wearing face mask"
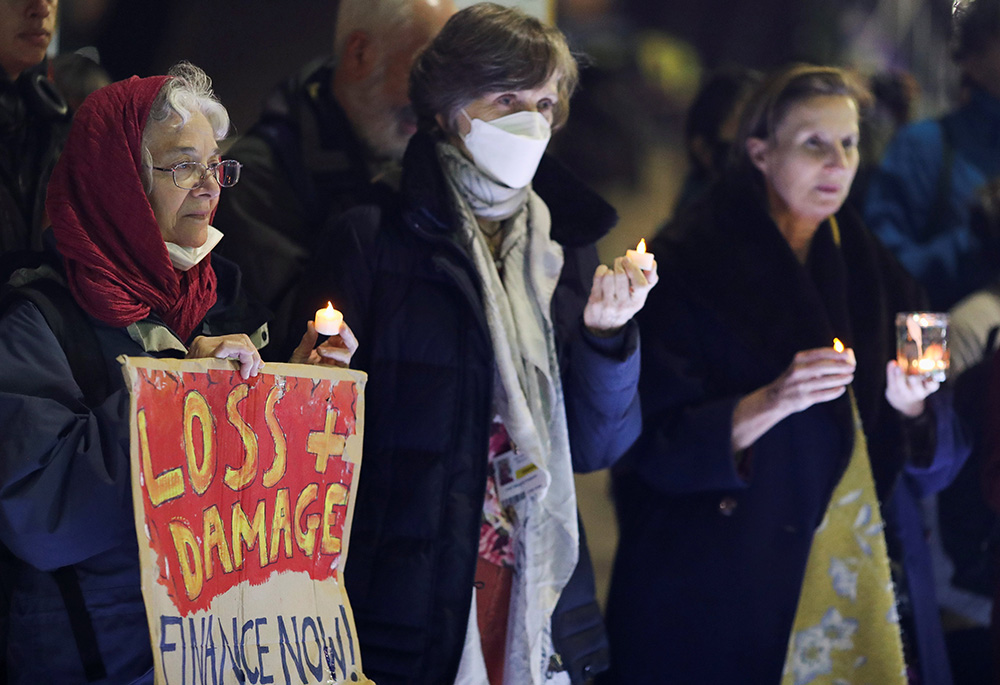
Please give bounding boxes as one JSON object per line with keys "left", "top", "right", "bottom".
{"left": 296, "top": 4, "right": 657, "bottom": 684}
{"left": 601, "top": 64, "right": 968, "bottom": 684}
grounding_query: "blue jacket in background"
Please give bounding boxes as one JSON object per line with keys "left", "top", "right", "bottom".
{"left": 864, "top": 86, "right": 1000, "bottom": 310}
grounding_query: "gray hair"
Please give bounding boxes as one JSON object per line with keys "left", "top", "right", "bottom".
{"left": 140, "top": 61, "right": 230, "bottom": 192}
{"left": 410, "top": 3, "right": 579, "bottom": 134}
{"left": 333, "top": 0, "right": 414, "bottom": 60}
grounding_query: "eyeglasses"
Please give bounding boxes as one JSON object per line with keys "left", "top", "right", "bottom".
{"left": 152, "top": 160, "right": 243, "bottom": 189}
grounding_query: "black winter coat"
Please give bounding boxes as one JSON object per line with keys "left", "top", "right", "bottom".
{"left": 602, "top": 176, "right": 967, "bottom": 683}
{"left": 298, "top": 131, "right": 643, "bottom": 684}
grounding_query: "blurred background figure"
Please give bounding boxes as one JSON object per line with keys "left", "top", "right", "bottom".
{"left": 672, "top": 65, "right": 760, "bottom": 214}
{"left": 941, "top": 177, "right": 1000, "bottom": 685}
{"left": 49, "top": 49, "right": 111, "bottom": 112}
{"left": 211, "top": 0, "right": 456, "bottom": 360}
{"left": 980, "top": 343, "right": 1000, "bottom": 684}
{"left": 864, "top": 0, "right": 1000, "bottom": 312}
{"left": 0, "top": 0, "right": 68, "bottom": 255}
{"left": 847, "top": 69, "right": 919, "bottom": 212}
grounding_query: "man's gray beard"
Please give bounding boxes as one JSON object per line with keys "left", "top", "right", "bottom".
{"left": 342, "top": 62, "right": 411, "bottom": 163}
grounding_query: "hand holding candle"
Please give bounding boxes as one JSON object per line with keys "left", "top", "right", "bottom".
{"left": 626, "top": 238, "right": 655, "bottom": 271}
{"left": 895, "top": 312, "right": 949, "bottom": 382}
{"left": 314, "top": 302, "right": 344, "bottom": 336}
{"left": 832, "top": 338, "right": 856, "bottom": 366}
{"left": 291, "top": 302, "right": 358, "bottom": 367}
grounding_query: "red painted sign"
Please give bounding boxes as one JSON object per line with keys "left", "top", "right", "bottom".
{"left": 122, "top": 358, "right": 370, "bottom": 684}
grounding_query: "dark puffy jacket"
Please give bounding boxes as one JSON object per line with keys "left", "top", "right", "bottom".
{"left": 0, "top": 64, "right": 69, "bottom": 254}
{"left": 0, "top": 255, "right": 266, "bottom": 684}
{"left": 213, "top": 58, "right": 391, "bottom": 359}
{"left": 297, "top": 131, "right": 642, "bottom": 684}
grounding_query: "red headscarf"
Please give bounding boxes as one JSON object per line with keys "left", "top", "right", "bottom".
{"left": 47, "top": 75, "right": 218, "bottom": 342}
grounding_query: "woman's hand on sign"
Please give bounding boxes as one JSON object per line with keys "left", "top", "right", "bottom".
{"left": 187, "top": 334, "right": 265, "bottom": 380}
{"left": 583, "top": 256, "right": 659, "bottom": 337}
{"left": 289, "top": 320, "right": 359, "bottom": 368}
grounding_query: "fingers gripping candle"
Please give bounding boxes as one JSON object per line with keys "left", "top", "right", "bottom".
{"left": 626, "top": 238, "right": 655, "bottom": 271}
{"left": 314, "top": 302, "right": 343, "bottom": 336}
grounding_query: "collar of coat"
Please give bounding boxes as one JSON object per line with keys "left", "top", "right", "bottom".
{"left": 397, "top": 129, "right": 619, "bottom": 247}
{"left": 656, "top": 174, "right": 924, "bottom": 491}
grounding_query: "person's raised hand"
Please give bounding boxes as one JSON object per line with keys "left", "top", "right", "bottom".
{"left": 289, "top": 320, "right": 359, "bottom": 368}
{"left": 582, "top": 256, "right": 659, "bottom": 337}
{"left": 884, "top": 360, "right": 939, "bottom": 418}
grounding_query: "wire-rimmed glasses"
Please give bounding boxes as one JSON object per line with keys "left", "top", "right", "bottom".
{"left": 152, "top": 160, "right": 242, "bottom": 189}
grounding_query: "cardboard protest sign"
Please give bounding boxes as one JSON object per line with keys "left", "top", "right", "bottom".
{"left": 120, "top": 357, "right": 372, "bottom": 685}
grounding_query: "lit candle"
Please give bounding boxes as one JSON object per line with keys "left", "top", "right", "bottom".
{"left": 626, "top": 238, "right": 655, "bottom": 271}
{"left": 833, "top": 338, "right": 856, "bottom": 365}
{"left": 314, "top": 302, "right": 343, "bottom": 336}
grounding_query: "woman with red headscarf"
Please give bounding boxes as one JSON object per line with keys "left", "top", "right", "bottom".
{"left": 0, "top": 62, "right": 356, "bottom": 683}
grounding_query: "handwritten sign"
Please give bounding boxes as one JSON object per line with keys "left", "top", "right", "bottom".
{"left": 120, "top": 357, "right": 371, "bottom": 685}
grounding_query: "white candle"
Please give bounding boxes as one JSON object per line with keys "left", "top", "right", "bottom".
{"left": 626, "top": 238, "right": 655, "bottom": 271}
{"left": 314, "top": 302, "right": 343, "bottom": 336}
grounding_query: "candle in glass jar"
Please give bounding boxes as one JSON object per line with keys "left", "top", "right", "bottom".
{"left": 895, "top": 312, "right": 949, "bottom": 382}
{"left": 314, "top": 302, "right": 343, "bottom": 336}
{"left": 626, "top": 238, "right": 655, "bottom": 271}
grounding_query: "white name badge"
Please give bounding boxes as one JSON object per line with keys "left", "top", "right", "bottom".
{"left": 493, "top": 449, "right": 550, "bottom": 507}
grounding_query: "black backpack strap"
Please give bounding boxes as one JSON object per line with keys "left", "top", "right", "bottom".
{"left": 0, "top": 277, "right": 109, "bottom": 407}
{"left": 51, "top": 567, "right": 107, "bottom": 682}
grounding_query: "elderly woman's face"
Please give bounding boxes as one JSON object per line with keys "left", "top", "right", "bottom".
{"left": 747, "top": 94, "right": 860, "bottom": 224}
{"left": 146, "top": 111, "right": 221, "bottom": 248}
{"left": 451, "top": 72, "right": 560, "bottom": 136}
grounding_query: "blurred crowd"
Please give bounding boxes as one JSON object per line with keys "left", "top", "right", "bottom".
{"left": 3, "top": 0, "right": 1000, "bottom": 683}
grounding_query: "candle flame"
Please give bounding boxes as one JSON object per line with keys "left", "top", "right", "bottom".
{"left": 324, "top": 302, "right": 335, "bottom": 314}
{"left": 636, "top": 238, "right": 647, "bottom": 255}
{"left": 833, "top": 338, "right": 844, "bottom": 353}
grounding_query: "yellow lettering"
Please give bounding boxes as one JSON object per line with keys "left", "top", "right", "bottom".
{"left": 138, "top": 409, "right": 185, "bottom": 506}
{"left": 169, "top": 520, "right": 203, "bottom": 601}
{"left": 321, "top": 483, "right": 349, "bottom": 555}
{"left": 224, "top": 385, "right": 258, "bottom": 491}
{"left": 293, "top": 484, "right": 321, "bottom": 557}
{"left": 262, "top": 386, "right": 286, "bottom": 488}
{"left": 202, "top": 505, "right": 233, "bottom": 580}
{"left": 183, "top": 391, "right": 215, "bottom": 495}
{"left": 231, "top": 499, "right": 268, "bottom": 570}
{"left": 306, "top": 408, "right": 345, "bottom": 474}
{"left": 269, "top": 488, "right": 293, "bottom": 562}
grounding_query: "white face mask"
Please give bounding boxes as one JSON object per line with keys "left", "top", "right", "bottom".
{"left": 166, "top": 225, "right": 224, "bottom": 271}
{"left": 461, "top": 109, "right": 551, "bottom": 189}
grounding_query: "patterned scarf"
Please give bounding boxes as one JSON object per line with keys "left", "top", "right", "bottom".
{"left": 781, "top": 217, "right": 907, "bottom": 685}
{"left": 439, "top": 142, "right": 578, "bottom": 685}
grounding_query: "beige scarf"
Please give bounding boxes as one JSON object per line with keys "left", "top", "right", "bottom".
{"left": 439, "top": 143, "right": 579, "bottom": 685}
